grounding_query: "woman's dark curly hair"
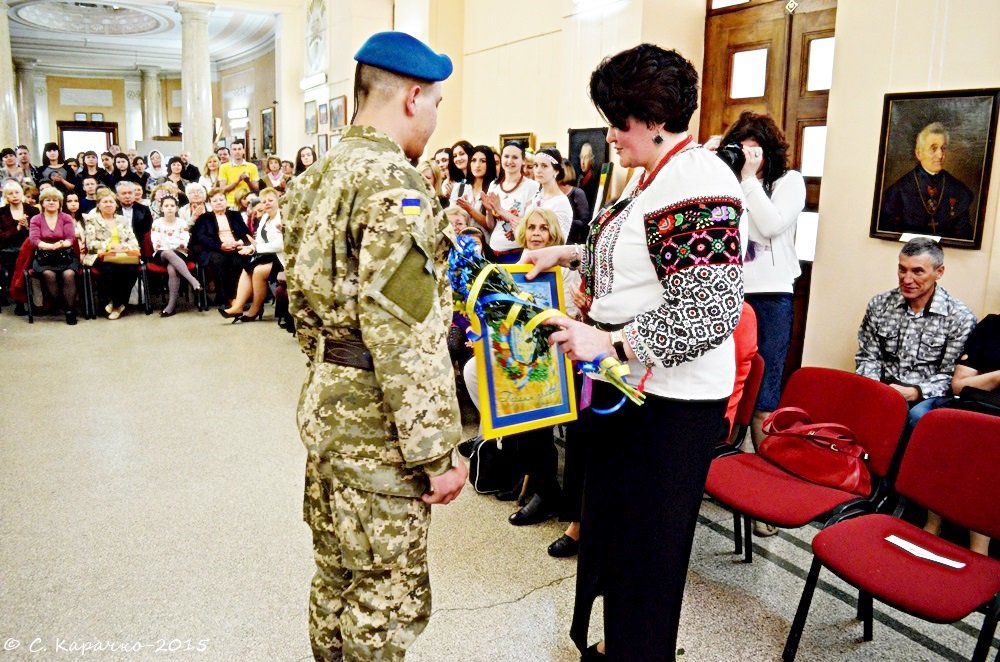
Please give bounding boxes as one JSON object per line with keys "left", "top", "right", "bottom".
{"left": 720, "top": 110, "right": 790, "bottom": 189}
{"left": 589, "top": 44, "right": 699, "bottom": 133}
{"left": 448, "top": 140, "right": 474, "bottom": 183}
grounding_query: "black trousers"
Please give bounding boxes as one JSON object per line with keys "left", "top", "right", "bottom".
{"left": 94, "top": 262, "right": 139, "bottom": 307}
{"left": 206, "top": 251, "right": 247, "bottom": 303}
{"left": 570, "top": 380, "right": 727, "bottom": 661}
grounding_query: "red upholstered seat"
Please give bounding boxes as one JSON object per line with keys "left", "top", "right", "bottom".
{"left": 782, "top": 409, "right": 1000, "bottom": 662}
{"left": 706, "top": 367, "right": 909, "bottom": 562}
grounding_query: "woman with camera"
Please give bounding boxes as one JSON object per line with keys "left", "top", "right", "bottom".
{"left": 717, "top": 112, "right": 805, "bottom": 517}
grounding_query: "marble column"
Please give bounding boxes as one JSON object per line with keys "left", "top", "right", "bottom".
{"left": 172, "top": 1, "right": 214, "bottom": 155}
{"left": 0, "top": 0, "right": 20, "bottom": 148}
{"left": 140, "top": 66, "right": 165, "bottom": 140}
{"left": 14, "top": 58, "right": 38, "bottom": 151}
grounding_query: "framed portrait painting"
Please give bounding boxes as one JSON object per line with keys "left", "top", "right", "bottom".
{"left": 499, "top": 132, "right": 536, "bottom": 152}
{"left": 304, "top": 100, "right": 317, "bottom": 135}
{"left": 330, "top": 95, "right": 347, "bottom": 128}
{"left": 473, "top": 265, "right": 577, "bottom": 439}
{"left": 260, "top": 107, "right": 275, "bottom": 154}
{"left": 870, "top": 89, "right": 999, "bottom": 249}
{"left": 568, "top": 127, "right": 610, "bottom": 218}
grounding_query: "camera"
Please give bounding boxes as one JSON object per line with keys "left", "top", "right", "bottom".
{"left": 716, "top": 143, "right": 745, "bottom": 177}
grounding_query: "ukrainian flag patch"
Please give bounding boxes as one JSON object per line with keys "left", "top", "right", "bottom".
{"left": 401, "top": 197, "right": 421, "bottom": 215}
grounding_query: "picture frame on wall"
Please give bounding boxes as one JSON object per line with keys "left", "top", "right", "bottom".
{"left": 330, "top": 95, "right": 347, "bottom": 128}
{"left": 260, "top": 107, "right": 276, "bottom": 155}
{"left": 568, "top": 127, "right": 609, "bottom": 218}
{"left": 499, "top": 132, "right": 536, "bottom": 151}
{"left": 870, "top": 88, "right": 999, "bottom": 250}
{"left": 73, "top": 113, "right": 87, "bottom": 121}
{"left": 318, "top": 103, "right": 329, "bottom": 127}
{"left": 90, "top": 113, "right": 104, "bottom": 122}
{"left": 304, "top": 100, "right": 318, "bottom": 135}
{"left": 317, "top": 133, "right": 329, "bottom": 158}
{"left": 538, "top": 141, "right": 557, "bottom": 149}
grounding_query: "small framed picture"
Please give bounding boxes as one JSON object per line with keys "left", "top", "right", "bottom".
{"left": 499, "top": 132, "right": 536, "bottom": 151}
{"left": 73, "top": 112, "right": 87, "bottom": 121}
{"left": 304, "top": 100, "right": 317, "bottom": 135}
{"left": 317, "top": 133, "right": 329, "bottom": 157}
{"left": 260, "top": 107, "right": 275, "bottom": 154}
{"left": 330, "top": 95, "right": 347, "bottom": 128}
{"left": 471, "top": 265, "right": 577, "bottom": 438}
{"left": 90, "top": 113, "right": 104, "bottom": 122}
{"left": 318, "top": 103, "right": 328, "bottom": 126}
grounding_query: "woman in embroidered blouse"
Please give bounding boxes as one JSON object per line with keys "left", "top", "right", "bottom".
{"left": 150, "top": 195, "right": 201, "bottom": 317}
{"left": 718, "top": 111, "right": 805, "bottom": 463}
{"left": 29, "top": 187, "right": 80, "bottom": 324}
{"left": 84, "top": 187, "right": 140, "bottom": 320}
{"left": 479, "top": 140, "right": 541, "bottom": 264}
{"left": 191, "top": 188, "right": 251, "bottom": 307}
{"left": 199, "top": 154, "right": 222, "bottom": 191}
{"left": 258, "top": 156, "right": 288, "bottom": 193}
{"left": 452, "top": 145, "right": 496, "bottom": 230}
{"left": 522, "top": 45, "right": 745, "bottom": 662}
{"left": 218, "top": 188, "right": 283, "bottom": 323}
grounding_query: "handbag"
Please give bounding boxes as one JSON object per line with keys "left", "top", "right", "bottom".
{"left": 100, "top": 250, "right": 141, "bottom": 265}
{"left": 34, "top": 248, "right": 75, "bottom": 269}
{"left": 467, "top": 436, "right": 517, "bottom": 494}
{"left": 757, "top": 406, "right": 872, "bottom": 496}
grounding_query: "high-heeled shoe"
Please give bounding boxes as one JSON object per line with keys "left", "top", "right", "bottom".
{"left": 232, "top": 309, "right": 264, "bottom": 324}
{"left": 160, "top": 309, "right": 175, "bottom": 318}
{"left": 217, "top": 307, "right": 240, "bottom": 319}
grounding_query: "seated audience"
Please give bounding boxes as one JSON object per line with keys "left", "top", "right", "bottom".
{"left": 191, "top": 188, "right": 251, "bottom": 306}
{"left": 855, "top": 237, "right": 976, "bottom": 433}
{"left": 111, "top": 154, "right": 138, "bottom": 187}
{"left": 218, "top": 188, "right": 283, "bottom": 323}
{"left": 147, "top": 150, "right": 167, "bottom": 181}
{"left": 158, "top": 157, "right": 190, "bottom": 204}
{"left": 294, "top": 146, "right": 316, "bottom": 176}
{"left": 149, "top": 182, "right": 182, "bottom": 218}
{"left": 0, "top": 147, "right": 28, "bottom": 185}
{"left": 150, "top": 195, "right": 202, "bottom": 317}
{"left": 179, "top": 182, "right": 208, "bottom": 225}
{"left": 78, "top": 176, "right": 99, "bottom": 214}
{"left": 1, "top": 181, "right": 38, "bottom": 312}
{"left": 132, "top": 156, "right": 151, "bottom": 194}
{"left": 117, "top": 181, "right": 153, "bottom": 245}
{"left": 258, "top": 156, "right": 288, "bottom": 193}
{"left": 29, "top": 187, "right": 80, "bottom": 324}
{"left": 78, "top": 150, "right": 111, "bottom": 188}
{"left": 179, "top": 150, "right": 201, "bottom": 183}
{"left": 84, "top": 187, "right": 140, "bottom": 320}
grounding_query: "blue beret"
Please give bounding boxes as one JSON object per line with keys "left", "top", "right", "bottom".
{"left": 354, "top": 31, "right": 453, "bottom": 82}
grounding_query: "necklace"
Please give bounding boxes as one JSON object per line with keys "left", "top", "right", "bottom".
{"left": 500, "top": 174, "right": 523, "bottom": 193}
{"left": 913, "top": 170, "right": 947, "bottom": 233}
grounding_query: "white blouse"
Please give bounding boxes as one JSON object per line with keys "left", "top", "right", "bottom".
{"left": 486, "top": 177, "right": 540, "bottom": 252}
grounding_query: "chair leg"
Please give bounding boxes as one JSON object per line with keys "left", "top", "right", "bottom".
{"left": 972, "top": 597, "right": 999, "bottom": 662}
{"left": 782, "top": 556, "right": 823, "bottom": 661}
{"left": 83, "top": 268, "right": 95, "bottom": 319}
{"left": 744, "top": 515, "right": 754, "bottom": 563}
{"left": 858, "top": 590, "right": 874, "bottom": 641}
{"left": 141, "top": 265, "right": 152, "bottom": 315}
{"left": 196, "top": 265, "right": 207, "bottom": 311}
{"left": 23, "top": 270, "right": 33, "bottom": 323}
{"left": 734, "top": 511, "right": 743, "bottom": 555}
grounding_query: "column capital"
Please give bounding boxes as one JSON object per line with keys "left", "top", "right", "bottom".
{"left": 171, "top": 1, "right": 214, "bottom": 21}
{"left": 13, "top": 58, "right": 38, "bottom": 72}
{"left": 140, "top": 66, "right": 161, "bottom": 78}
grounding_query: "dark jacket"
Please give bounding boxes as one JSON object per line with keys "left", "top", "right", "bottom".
{"left": 190, "top": 210, "right": 251, "bottom": 265}
{"left": 118, "top": 202, "right": 154, "bottom": 248}
{"left": 0, "top": 204, "right": 39, "bottom": 250}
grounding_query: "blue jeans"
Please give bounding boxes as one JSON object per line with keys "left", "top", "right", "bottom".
{"left": 905, "top": 395, "right": 952, "bottom": 436}
{"left": 746, "top": 293, "right": 794, "bottom": 411}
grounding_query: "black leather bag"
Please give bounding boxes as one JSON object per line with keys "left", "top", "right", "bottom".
{"left": 468, "top": 436, "right": 517, "bottom": 494}
{"left": 34, "top": 248, "right": 75, "bottom": 270}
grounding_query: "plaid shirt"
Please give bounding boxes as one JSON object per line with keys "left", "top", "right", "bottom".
{"left": 856, "top": 285, "right": 976, "bottom": 399}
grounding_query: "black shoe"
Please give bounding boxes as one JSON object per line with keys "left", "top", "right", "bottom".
{"left": 232, "top": 310, "right": 263, "bottom": 324}
{"left": 457, "top": 435, "right": 480, "bottom": 458}
{"left": 509, "top": 494, "right": 554, "bottom": 526}
{"left": 581, "top": 643, "right": 605, "bottom": 661}
{"left": 217, "top": 307, "right": 239, "bottom": 319}
{"left": 65, "top": 310, "right": 77, "bottom": 325}
{"left": 14, "top": 302, "right": 27, "bottom": 316}
{"left": 160, "top": 309, "right": 175, "bottom": 317}
{"left": 547, "top": 534, "right": 579, "bottom": 558}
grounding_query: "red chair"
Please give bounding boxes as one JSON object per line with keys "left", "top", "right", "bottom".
{"left": 705, "top": 367, "right": 909, "bottom": 563}
{"left": 140, "top": 232, "right": 206, "bottom": 314}
{"left": 782, "top": 408, "right": 1000, "bottom": 661}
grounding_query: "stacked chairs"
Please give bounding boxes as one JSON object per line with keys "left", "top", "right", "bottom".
{"left": 705, "top": 367, "right": 909, "bottom": 563}
{"left": 782, "top": 408, "right": 1000, "bottom": 661}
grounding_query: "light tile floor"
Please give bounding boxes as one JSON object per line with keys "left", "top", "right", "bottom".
{"left": 1, "top": 308, "right": 995, "bottom": 661}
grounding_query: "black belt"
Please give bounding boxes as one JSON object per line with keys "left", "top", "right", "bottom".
{"left": 317, "top": 334, "right": 374, "bottom": 371}
{"left": 591, "top": 320, "right": 630, "bottom": 332}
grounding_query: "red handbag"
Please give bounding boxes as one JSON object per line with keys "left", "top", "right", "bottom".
{"left": 757, "top": 407, "right": 873, "bottom": 497}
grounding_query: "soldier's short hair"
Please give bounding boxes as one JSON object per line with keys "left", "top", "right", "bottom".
{"left": 355, "top": 63, "right": 432, "bottom": 108}
{"left": 900, "top": 236, "right": 944, "bottom": 269}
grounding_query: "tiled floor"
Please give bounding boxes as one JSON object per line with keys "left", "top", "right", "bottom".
{"left": 1, "top": 307, "right": 995, "bottom": 661}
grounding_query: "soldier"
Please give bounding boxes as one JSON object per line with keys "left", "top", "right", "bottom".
{"left": 283, "top": 31, "right": 467, "bottom": 662}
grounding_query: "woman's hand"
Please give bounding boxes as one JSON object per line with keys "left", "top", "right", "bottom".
{"left": 455, "top": 197, "right": 473, "bottom": 214}
{"left": 569, "top": 287, "right": 588, "bottom": 312}
{"left": 238, "top": 245, "right": 254, "bottom": 256}
{"left": 441, "top": 179, "right": 454, "bottom": 197}
{"left": 543, "top": 316, "right": 613, "bottom": 363}
{"left": 519, "top": 245, "right": 576, "bottom": 280}
{"left": 482, "top": 191, "right": 500, "bottom": 214}
{"left": 741, "top": 145, "right": 764, "bottom": 181}
{"left": 703, "top": 135, "right": 723, "bottom": 153}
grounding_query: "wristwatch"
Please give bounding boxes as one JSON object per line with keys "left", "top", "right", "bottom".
{"left": 609, "top": 330, "right": 628, "bottom": 362}
{"left": 568, "top": 244, "right": 582, "bottom": 270}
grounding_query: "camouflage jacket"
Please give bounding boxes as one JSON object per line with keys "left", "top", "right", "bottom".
{"left": 283, "top": 125, "right": 461, "bottom": 497}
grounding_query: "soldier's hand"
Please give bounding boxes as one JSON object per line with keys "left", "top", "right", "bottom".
{"left": 422, "top": 460, "right": 468, "bottom": 505}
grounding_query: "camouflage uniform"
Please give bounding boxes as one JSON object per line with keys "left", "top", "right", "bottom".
{"left": 284, "top": 124, "right": 462, "bottom": 662}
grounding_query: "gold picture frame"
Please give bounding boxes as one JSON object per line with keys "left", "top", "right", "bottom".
{"left": 498, "top": 132, "right": 536, "bottom": 151}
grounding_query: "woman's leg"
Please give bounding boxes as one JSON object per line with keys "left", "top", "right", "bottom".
{"left": 161, "top": 250, "right": 201, "bottom": 289}
{"left": 225, "top": 270, "right": 254, "bottom": 314}
{"left": 246, "top": 262, "right": 273, "bottom": 316}
{"left": 60, "top": 269, "right": 77, "bottom": 311}
{"left": 163, "top": 262, "right": 180, "bottom": 313}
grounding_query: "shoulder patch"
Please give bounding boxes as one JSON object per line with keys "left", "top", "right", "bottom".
{"left": 401, "top": 197, "right": 422, "bottom": 215}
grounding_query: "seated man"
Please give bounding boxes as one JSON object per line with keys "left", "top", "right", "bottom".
{"left": 855, "top": 237, "right": 976, "bottom": 431}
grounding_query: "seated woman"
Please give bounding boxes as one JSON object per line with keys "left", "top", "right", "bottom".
{"left": 157, "top": 157, "right": 190, "bottom": 205}
{"left": 191, "top": 188, "right": 251, "bottom": 307}
{"left": 294, "top": 146, "right": 317, "bottom": 177}
{"left": 199, "top": 153, "right": 222, "bottom": 191}
{"left": 62, "top": 191, "right": 86, "bottom": 251}
{"left": 79, "top": 150, "right": 112, "bottom": 188}
{"left": 29, "top": 187, "right": 80, "bottom": 324}
{"left": 149, "top": 182, "right": 182, "bottom": 218}
{"left": 258, "top": 156, "right": 288, "bottom": 194}
{"left": 179, "top": 182, "right": 209, "bottom": 225}
{"left": 1, "top": 180, "right": 39, "bottom": 312}
{"left": 150, "top": 195, "right": 202, "bottom": 317}
{"left": 110, "top": 154, "right": 139, "bottom": 187}
{"left": 84, "top": 187, "right": 140, "bottom": 320}
{"left": 133, "top": 157, "right": 151, "bottom": 194}
{"left": 146, "top": 150, "right": 167, "bottom": 182}
{"left": 219, "top": 188, "right": 283, "bottom": 323}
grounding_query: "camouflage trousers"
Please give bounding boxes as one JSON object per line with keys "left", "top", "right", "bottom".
{"left": 304, "top": 454, "right": 432, "bottom": 662}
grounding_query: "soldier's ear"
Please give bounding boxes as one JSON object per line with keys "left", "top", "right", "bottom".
{"left": 403, "top": 85, "right": 421, "bottom": 117}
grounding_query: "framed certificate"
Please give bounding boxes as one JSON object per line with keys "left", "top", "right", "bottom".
{"left": 472, "top": 265, "right": 577, "bottom": 438}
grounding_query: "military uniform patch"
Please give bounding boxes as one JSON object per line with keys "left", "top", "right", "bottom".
{"left": 401, "top": 197, "right": 421, "bottom": 215}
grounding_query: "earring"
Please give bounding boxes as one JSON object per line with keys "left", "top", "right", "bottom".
{"left": 653, "top": 134, "right": 664, "bottom": 145}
